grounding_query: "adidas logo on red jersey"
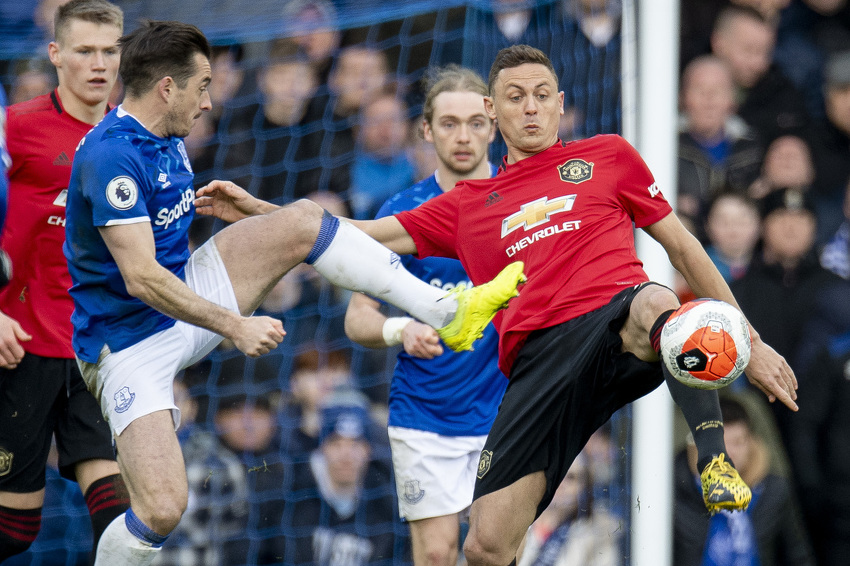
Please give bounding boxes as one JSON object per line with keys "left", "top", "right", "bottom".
{"left": 485, "top": 192, "right": 502, "bottom": 207}
{"left": 53, "top": 152, "right": 72, "bottom": 167}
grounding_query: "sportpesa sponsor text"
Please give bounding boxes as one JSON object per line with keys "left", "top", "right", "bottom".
{"left": 156, "top": 187, "right": 194, "bottom": 230}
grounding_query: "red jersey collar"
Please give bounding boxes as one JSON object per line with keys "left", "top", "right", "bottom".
{"left": 50, "top": 88, "right": 112, "bottom": 117}
{"left": 498, "top": 139, "right": 568, "bottom": 174}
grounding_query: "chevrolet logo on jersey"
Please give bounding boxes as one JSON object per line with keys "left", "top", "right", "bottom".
{"left": 501, "top": 195, "right": 577, "bottom": 238}
{"left": 558, "top": 159, "right": 593, "bottom": 183}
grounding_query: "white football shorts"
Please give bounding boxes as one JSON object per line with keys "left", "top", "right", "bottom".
{"left": 78, "top": 237, "right": 238, "bottom": 436}
{"left": 388, "top": 425, "right": 487, "bottom": 521}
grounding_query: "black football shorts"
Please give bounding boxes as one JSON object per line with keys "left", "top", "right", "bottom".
{"left": 473, "top": 283, "right": 667, "bottom": 517}
{"left": 0, "top": 354, "right": 115, "bottom": 492}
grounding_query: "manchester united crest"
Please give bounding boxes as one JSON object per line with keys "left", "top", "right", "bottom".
{"left": 558, "top": 159, "right": 593, "bottom": 184}
{"left": 0, "top": 447, "right": 13, "bottom": 477}
{"left": 477, "top": 450, "right": 493, "bottom": 479}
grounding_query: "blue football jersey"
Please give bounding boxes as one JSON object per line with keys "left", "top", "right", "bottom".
{"left": 379, "top": 169, "right": 507, "bottom": 436}
{"left": 64, "top": 106, "right": 195, "bottom": 362}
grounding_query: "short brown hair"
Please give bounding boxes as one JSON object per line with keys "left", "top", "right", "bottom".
{"left": 487, "top": 44, "right": 558, "bottom": 96}
{"left": 118, "top": 20, "right": 211, "bottom": 98}
{"left": 54, "top": 0, "right": 123, "bottom": 44}
{"left": 421, "top": 64, "right": 488, "bottom": 124}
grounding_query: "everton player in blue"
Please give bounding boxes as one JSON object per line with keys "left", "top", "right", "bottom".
{"left": 345, "top": 66, "right": 505, "bottom": 566}
{"left": 63, "top": 21, "right": 525, "bottom": 565}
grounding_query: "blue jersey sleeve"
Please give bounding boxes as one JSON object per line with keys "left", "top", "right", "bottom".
{"left": 77, "top": 137, "right": 152, "bottom": 228}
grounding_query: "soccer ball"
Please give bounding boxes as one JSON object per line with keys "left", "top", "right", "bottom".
{"left": 660, "top": 299, "right": 752, "bottom": 390}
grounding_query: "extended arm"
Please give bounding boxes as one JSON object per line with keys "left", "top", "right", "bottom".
{"left": 344, "top": 291, "right": 443, "bottom": 359}
{"left": 194, "top": 180, "right": 418, "bottom": 255}
{"left": 644, "top": 212, "right": 798, "bottom": 410}
{"left": 99, "top": 221, "right": 284, "bottom": 357}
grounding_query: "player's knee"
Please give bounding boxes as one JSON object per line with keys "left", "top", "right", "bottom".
{"left": 640, "top": 284, "right": 680, "bottom": 319}
{"left": 422, "top": 539, "right": 457, "bottom": 566}
{"left": 143, "top": 493, "right": 187, "bottom": 535}
{"left": 277, "top": 198, "right": 324, "bottom": 227}
{"left": 268, "top": 198, "right": 326, "bottom": 253}
{"left": 463, "top": 532, "right": 511, "bottom": 566}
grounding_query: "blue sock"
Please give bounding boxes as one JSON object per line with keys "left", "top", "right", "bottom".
{"left": 305, "top": 210, "right": 340, "bottom": 264}
{"left": 124, "top": 508, "right": 168, "bottom": 548}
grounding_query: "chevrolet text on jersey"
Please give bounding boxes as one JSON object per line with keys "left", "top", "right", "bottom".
{"left": 505, "top": 220, "right": 582, "bottom": 257}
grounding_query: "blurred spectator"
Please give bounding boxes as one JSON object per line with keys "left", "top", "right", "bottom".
{"left": 681, "top": 0, "right": 791, "bottom": 71}
{"left": 462, "top": 0, "right": 555, "bottom": 158}
{"left": 774, "top": 0, "right": 850, "bottom": 119}
{"left": 9, "top": 58, "right": 55, "bottom": 104}
{"left": 730, "top": 188, "right": 844, "bottom": 435}
{"left": 215, "top": 394, "right": 281, "bottom": 461}
{"left": 211, "top": 393, "right": 288, "bottom": 566}
{"left": 747, "top": 134, "right": 815, "bottom": 199}
{"left": 673, "top": 394, "right": 814, "bottom": 566}
{"left": 0, "top": 84, "right": 8, "bottom": 234}
{"left": 217, "top": 39, "right": 322, "bottom": 204}
{"left": 209, "top": 44, "right": 245, "bottom": 122}
{"left": 711, "top": 5, "right": 809, "bottom": 144}
{"left": 152, "top": 380, "right": 249, "bottom": 566}
{"left": 281, "top": 347, "right": 356, "bottom": 458}
{"left": 236, "top": 388, "right": 401, "bottom": 565}
{"left": 281, "top": 0, "right": 341, "bottom": 83}
{"left": 350, "top": 91, "right": 416, "bottom": 219}
{"left": 517, "top": 452, "right": 622, "bottom": 566}
{"left": 786, "top": 277, "right": 850, "bottom": 566}
{"left": 554, "top": 0, "right": 623, "bottom": 138}
{"left": 306, "top": 44, "right": 391, "bottom": 197}
{"left": 704, "top": 192, "right": 761, "bottom": 283}
{"left": 33, "top": 0, "right": 71, "bottom": 39}
{"left": 677, "top": 55, "right": 763, "bottom": 230}
{"left": 820, "top": 180, "right": 850, "bottom": 279}
{"left": 807, "top": 49, "right": 850, "bottom": 243}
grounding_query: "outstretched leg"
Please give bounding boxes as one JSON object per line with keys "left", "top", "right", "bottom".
{"left": 621, "top": 284, "right": 751, "bottom": 512}
{"left": 214, "top": 202, "right": 523, "bottom": 351}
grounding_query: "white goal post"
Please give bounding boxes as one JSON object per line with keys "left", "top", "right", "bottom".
{"left": 623, "top": 0, "right": 679, "bottom": 565}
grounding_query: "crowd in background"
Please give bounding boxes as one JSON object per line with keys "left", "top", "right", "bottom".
{"left": 1, "top": 0, "right": 849, "bottom": 564}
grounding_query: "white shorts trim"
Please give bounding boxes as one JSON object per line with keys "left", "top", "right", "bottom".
{"left": 78, "top": 238, "right": 239, "bottom": 436}
{"left": 388, "top": 426, "right": 487, "bottom": 521}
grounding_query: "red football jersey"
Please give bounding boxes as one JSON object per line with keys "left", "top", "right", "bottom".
{"left": 396, "top": 135, "right": 673, "bottom": 376}
{"left": 1, "top": 90, "right": 103, "bottom": 358}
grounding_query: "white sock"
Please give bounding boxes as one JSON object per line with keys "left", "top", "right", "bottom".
{"left": 307, "top": 216, "right": 456, "bottom": 328}
{"left": 94, "top": 513, "right": 161, "bottom": 566}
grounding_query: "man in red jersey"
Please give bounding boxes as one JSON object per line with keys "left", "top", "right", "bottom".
{"left": 0, "top": 0, "right": 129, "bottom": 561}
{"left": 196, "top": 45, "right": 798, "bottom": 566}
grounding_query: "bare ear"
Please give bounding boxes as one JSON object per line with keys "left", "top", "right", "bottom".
{"left": 47, "top": 41, "right": 61, "bottom": 67}
{"left": 157, "top": 76, "right": 175, "bottom": 102}
{"left": 558, "top": 91, "right": 565, "bottom": 116}
{"left": 422, "top": 119, "right": 434, "bottom": 143}
{"left": 483, "top": 96, "right": 497, "bottom": 121}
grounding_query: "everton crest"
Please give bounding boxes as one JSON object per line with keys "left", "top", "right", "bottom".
{"left": 403, "top": 480, "right": 426, "bottom": 504}
{"left": 114, "top": 386, "right": 136, "bottom": 414}
{"left": 558, "top": 159, "right": 593, "bottom": 184}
